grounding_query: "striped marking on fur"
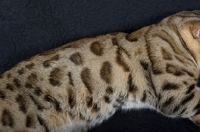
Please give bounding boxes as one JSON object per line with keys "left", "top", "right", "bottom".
{"left": 68, "top": 88, "right": 76, "bottom": 108}
{"left": 162, "top": 83, "right": 179, "bottom": 90}
{"left": 100, "top": 61, "right": 112, "bottom": 84}
{"left": 68, "top": 72, "right": 74, "bottom": 87}
{"left": 116, "top": 47, "right": 130, "bottom": 72}
{"left": 81, "top": 68, "right": 93, "bottom": 94}
{"left": 128, "top": 74, "right": 137, "bottom": 92}
{"left": 37, "top": 116, "right": 49, "bottom": 132}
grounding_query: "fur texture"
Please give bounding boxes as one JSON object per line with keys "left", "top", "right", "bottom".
{"left": 0, "top": 10, "right": 200, "bottom": 132}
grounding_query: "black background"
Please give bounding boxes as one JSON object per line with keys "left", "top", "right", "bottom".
{"left": 0, "top": 0, "right": 200, "bottom": 132}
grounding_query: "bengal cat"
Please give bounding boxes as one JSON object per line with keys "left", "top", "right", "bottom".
{"left": 0, "top": 10, "right": 200, "bottom": 132}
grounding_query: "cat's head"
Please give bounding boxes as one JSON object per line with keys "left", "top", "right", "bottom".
{"left": 173, "top": 10, "right": 200, "bottom": 70}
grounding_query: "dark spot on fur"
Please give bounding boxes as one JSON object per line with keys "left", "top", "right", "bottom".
{"left": 1, "top": 109, "right": 14, "bottom": 127}
{"left": 81, "top": 68, "right": 93, "bottom": 94}
{"left": 173, "top": 105, "right": 180, "bottom": 113}
{"left": 50, "top": 54, "right": 60, "bottom": 61}
{"left": 13, "top": 78, "right": 21, "bottom": 88}
{"left": 0, "top": 90, "right": 6, "bottom": 99}
{"left": 196, "top": 74, "right": 200, "bottom": 88}
{"left": 104, "top": 96, "right": 111, "bottom": 103}
{"left": 92, "top": 103, "right": 100, "bottom": 113}
{"left": 183, "top": 81, "right": 188, "bottom": 85}
{"left": 25, "top": 63, "right": 35, "bottom": 70}
{"left": 26, "top": 114, "right": 36, "bottom": 128}
{"left": 68, "top": 72, "right": 74, "bottom": 87}
{"left": 69, "top": 52, "right": 83, "bottom": 65}
{"left": 186, "top": 84, "right": 195, "bottom": 94}
{"left": 18, "top": 68, "right": 25, "bottom": 75}
{"left": 49, "top": 68, "right": 63, "bottom": 86}
{"left": 37, "top": 116, "right": 49, "bottom": 132}
{"left": 162, "top": 97, "right": 174, "bottom": 108}
{"left": 152, "top": 69, "right": 163, "bottom": 75}
{"left": 49, "top": 79, "right": 60, "bottom": 86}
{"left": 34, "top": 87, "right": 43, "bottom": 96}
{"left": 116, "top": 94, "right": 126, "bottom": 105}
{"left": 68, "top": 88, "right": 76, "bottom": 108}
{"left": 43, "top": 60, "right": 50, "bottom": 68}
{"left": 112, "top": 38, "right": 119, "bottom": 45}
{"left": 128, "top": 74, "right": 137, "bottom": 92}
{"left": 162, "top": 83, "right": 179, "bottom": 90}
{"left": 28, "top": 73, "right": 37, "bottom": 81}
{"left": 79, "top": 113, "right": 85, "bottom": 120}
{"left": 141, "top": 91, "right": 147, "bottom": 102}
{"left": 116, "top": 47, "right": 130, "bottom": 72}
{"left": 6, "top": 84, "right": 14, "bottom": 91}
{"left": 106, "top": 87, "right": 113, "bottom": 94}
{"left": 25, "top": 83, "right": 33, "bottom": 89}
{"left": 90, "top": 41, "right": 104, "bottom": 56}
{"left": 16, "top": 94, "right": 28, "bottom": 113}
{"left": 158, "top": 94, "right": 161, "bottom": 101}
{"left": 100, "top": 61, "right": 112, "bottom": 84}
{"left": 86, "top": 96, "right": 93, "bottom": 108}
{"left": 44, "top": 95, "right": 62, "bottom": 111}
{"left": 27, "top": 73, "right": 38, "bottom": 87}
{"left": 43, "top": 54, "right": 60, "bottom": 68}
{"left": 140, "top": 61, "right": 149, "bottom": 70}
{"left": 194, "top": 101, "right": 200, "bottom": 110}
{"left": 125, "top": 34, "right": 138, "bottom": 42}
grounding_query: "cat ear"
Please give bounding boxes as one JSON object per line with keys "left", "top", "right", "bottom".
{"left": 192, "top": 23, "right": 200, "bottom": 38}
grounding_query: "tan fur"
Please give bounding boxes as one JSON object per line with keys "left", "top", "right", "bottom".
{"left": 0, "top": 10, "right": 200, "bottom": 132}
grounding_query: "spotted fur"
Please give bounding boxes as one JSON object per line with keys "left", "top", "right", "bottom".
{"left": 1, "top": 10, "right": 200, "bottom": 131}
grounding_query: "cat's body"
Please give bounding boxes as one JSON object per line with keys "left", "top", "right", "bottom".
{"left": 1, "top": 10, "right": 200, "bottom": 132}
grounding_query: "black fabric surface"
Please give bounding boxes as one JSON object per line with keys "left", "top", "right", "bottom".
{"left": 0, "top": 0, "right": 200, "bottom": 132}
